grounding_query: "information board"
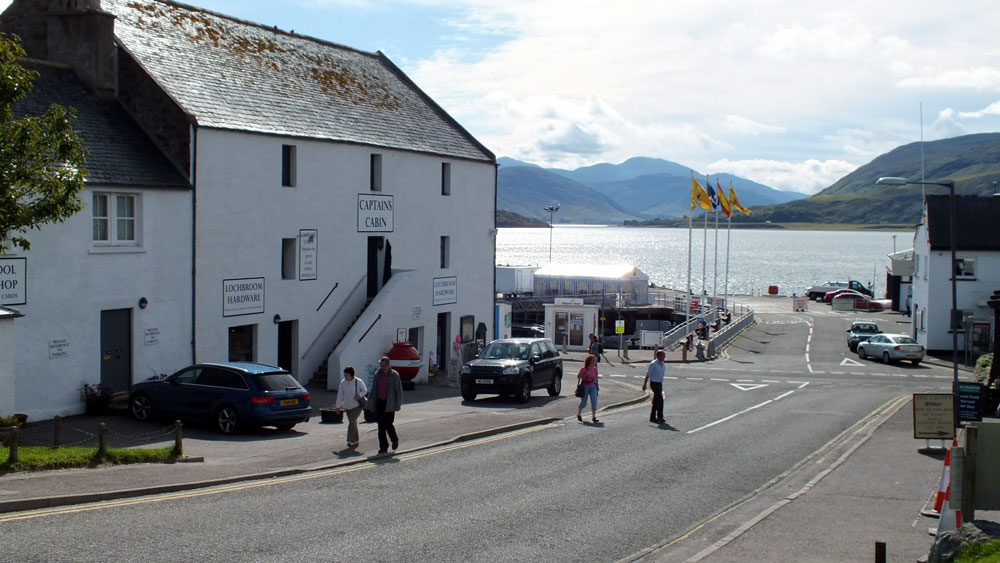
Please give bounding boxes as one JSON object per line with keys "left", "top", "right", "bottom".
{"left": 912, "top": 393, "right": 955, "bottom": 439}
{"left": 615, "top": 320, "right": 625, "bottom": 334}
{"left": 959, "top": 382, "right": 984, "bottom": 422}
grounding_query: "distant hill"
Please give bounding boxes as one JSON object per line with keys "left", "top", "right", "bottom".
{"left": 497, "top": 156, "right": 807, "bottom": 223}
{"left": 727, "top": 132, "right": 1000, "bottom": 226}
{"left": 497, "top": 166, "right": 641, "bottom": 223}
{"left": 497, "top": 210, "right": 548, "bottom": 227}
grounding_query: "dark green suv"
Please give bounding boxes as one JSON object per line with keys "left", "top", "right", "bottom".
{"left": 846, "top": 321, "right": 881, "bottom": 352}
{"left": 460, "top": 338, "right": 563, "bottom": 403}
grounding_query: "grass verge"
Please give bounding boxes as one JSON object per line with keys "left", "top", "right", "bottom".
{"left": 1, "top": 446, "right": 178, "bottom": 474}
{"left": 956, "top": 537, "right": 1000, "bottom": 562}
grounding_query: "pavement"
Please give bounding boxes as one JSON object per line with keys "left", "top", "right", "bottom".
{"left": 1, "top": 297, "right": 990, "bottom": 562}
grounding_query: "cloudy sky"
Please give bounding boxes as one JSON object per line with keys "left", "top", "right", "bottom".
{"left": 5, "top": 0, "right": 999, "bottom": 193}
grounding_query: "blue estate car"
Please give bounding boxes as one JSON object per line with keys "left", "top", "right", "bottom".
{"left": 129, "top": 362, "right": 311, "bottom": 434}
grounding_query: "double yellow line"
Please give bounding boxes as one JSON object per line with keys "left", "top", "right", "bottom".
{"left": 0, "top": 424, "right": 554, "bottom": 523}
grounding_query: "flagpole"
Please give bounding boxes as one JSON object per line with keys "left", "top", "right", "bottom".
{"left": 702, "top": 177, "right": 708, "bottom": 298}
{"left": 687, "top": 173, "right": 694, "bottom": 339}
{"left": 724, "top": 209, "right": 731, "bottom": 313}
{"left": 713, "top": 203, "right": 719, "bottom": 311}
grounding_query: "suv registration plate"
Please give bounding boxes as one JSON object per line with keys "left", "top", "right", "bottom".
{"left": 475, "top": 379, "right": 492, "bottom": 385}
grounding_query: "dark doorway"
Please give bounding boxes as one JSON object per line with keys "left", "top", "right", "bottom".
{"left": 277, "top": 320, "right": 297, "bottom": 374}
{"left": 100, "top": 308, "right": 132, "bottom": 391}
{"left": 367, "top": 236, "right": 384, "bottom": 300}
{"left": 437, "top": 312, "right": 450, "bottom": 372}
{"left": 228, "top": 324, "right": 255, "bottom": 362}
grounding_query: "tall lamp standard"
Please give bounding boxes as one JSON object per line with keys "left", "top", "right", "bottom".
{"left": 544, "top": 204, "right": 560, "bottom": 263}
{"left": 876, "top": 177, "right": 959, "bottom": 401}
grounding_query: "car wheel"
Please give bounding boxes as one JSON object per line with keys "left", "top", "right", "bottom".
{"left": 516, "top": 377, "right": 532, "bottom": 403}
{"left": 130, "top": 393, "right": 152, "bottom": 421}
{"left": 882, "top": 352, "right": 892, "bottom": 365}
{"left": 216, "top": 405, "right": 239, "bottom": 434}
{"left": 462, "top": 390, "right": 477, "bottom": 402}
{"left": 547, "top": 374, "right": 562, "bottom": 397}
{"left": 857, "top": 346, "right": 866, "bottom": 360}
{"left": 274, "top": 423, "right": 295, "bottom": 431}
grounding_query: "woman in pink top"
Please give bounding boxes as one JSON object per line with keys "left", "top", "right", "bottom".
{"left": 577, "top": 354, "right": 600, "bottom": 423}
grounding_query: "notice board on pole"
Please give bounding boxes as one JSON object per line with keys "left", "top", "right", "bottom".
{"left": 912, "top": 393, "right": 955, "bottom": 440}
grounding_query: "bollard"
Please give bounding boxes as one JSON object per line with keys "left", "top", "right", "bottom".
{"left": 98, "top": 422, "right": 108, "bottom": 457}
{"left": 874, "top": 540, "right": 886, "bottom": 563}
{"left": 174, "top": 420, "right": 184, "bottom": 458}
{"left": 8, "top": 427, "right": 18, "bottom": 463}
{"left": 53, "top": 415, "right": 61, "bottom": 448}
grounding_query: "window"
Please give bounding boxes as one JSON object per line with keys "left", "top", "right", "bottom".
{"left": 461, "top": 315, "right": 474, "bottom": 342}
{"left": 370, "top": 153, "right": 382, "bottom": 191}
{"left": 92, "top": 193, "right": 139, "bottom": 246}
{"left": 955, "top": 258, "right": 976, "bottom": 278}
{"left": 441, "top": 162, "right": 451, "bottom": 196}
{"left": 281, "top": 145, "right": 296, "bottom": 187}
{"left": 281, "top": 238, "right": 297, "bottom": 279}
{"left": 440, "top": 235, "right": 450, "bottom": 268}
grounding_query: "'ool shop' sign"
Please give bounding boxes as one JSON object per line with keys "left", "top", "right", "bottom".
{"left": 358, "top": 194, "right": 393, "bottom": 233}
{"left": 0, "top": 257, "right": 26, "bottom": 306}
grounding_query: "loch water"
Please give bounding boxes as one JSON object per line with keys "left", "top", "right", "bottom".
{"left": 496, "top": 226, "right": 914, "bottom": 297}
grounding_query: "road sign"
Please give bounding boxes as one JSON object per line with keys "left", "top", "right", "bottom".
{"left": 615, "top": 320, "right": 625, "bottom": 334}
{"left": 912, "top": 393, "right": 955, "bottom": 439}
{"left": 958, "top": 382, "right": 984, "bottom": 422}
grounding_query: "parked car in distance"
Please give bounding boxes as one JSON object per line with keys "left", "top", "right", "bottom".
{"left": 846, "top": 320, "right": 882, "bottom": 352}
{"left": 511, "top": 323, "right": 545, "bottom": 338}
{"left": 806, "top": 280, "right": 873, "bottom": 301}
{"left": 831, "top": 293, "right": 885, "bottom": 311}
{"left": 460, "top": 338, "right": 563, "bottom": 403}
{"left": 129, "top": 362, "right": 311, "bottom": 434}
{"left": 857, "top": 333, "right": 925, "bottom": 365}
{"left": 824, "top": 288, "right": 864, "bottom": 303}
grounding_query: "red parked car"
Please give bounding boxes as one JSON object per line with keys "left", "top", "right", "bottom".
{"left": 832, "top": 293, "right": 884, "bottom": 311}
{"left": 824, "top": 288, "right": 864, "bottom": 303}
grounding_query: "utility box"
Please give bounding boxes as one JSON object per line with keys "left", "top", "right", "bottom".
{"left": 973, "top": 419, "right": 1000, "bottom": 510}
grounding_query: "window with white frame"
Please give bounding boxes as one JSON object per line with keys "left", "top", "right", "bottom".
{"left": 955, "top": 258, "right": 976, "bottom": 279}
{"left": 93, "top": 193, "right": 139, "bottom": 246}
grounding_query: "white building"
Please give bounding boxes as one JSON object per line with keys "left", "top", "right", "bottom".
{"left": 911, "top": 194, "right": 1000, "bottom": 355}
{"left": 1, "top": 0, "right": 496, "bottom": 418}
{"left": 532, "top": 263, "right": 650, "bottom": 305}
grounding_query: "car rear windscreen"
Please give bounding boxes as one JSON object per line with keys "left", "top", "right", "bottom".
{"left": 254, "top": 372, "right": 301, "bottom": 391}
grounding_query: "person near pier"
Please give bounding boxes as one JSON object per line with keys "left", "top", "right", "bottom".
{"left": 642, "top": 349, "right": 666, "bottom": 423}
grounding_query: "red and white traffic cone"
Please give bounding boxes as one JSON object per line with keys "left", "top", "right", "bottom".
{"left": 923, "top": 438, "right": 958, "bottom": 518}
{"left": 936, "top": 484, "right": 964, "bottom": 535}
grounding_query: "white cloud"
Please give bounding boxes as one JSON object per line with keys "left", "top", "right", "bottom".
{"left": 719, "top": 115, "right": 786, "bottom": 135}
{"left": 706, "top": 158, "right": 859, "bottom": 195}
{"left": 959, "top": 100, "right": 1000, "bottom": 119}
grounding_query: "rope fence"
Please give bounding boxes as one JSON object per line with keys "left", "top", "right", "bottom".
{"left": 2, "top": 418, "right": 184, "bottom": 464}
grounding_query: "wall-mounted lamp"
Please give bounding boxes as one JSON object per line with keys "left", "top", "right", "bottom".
{"left": 138, "top": 297, "right": 148, "bottom": 309}
{"left": 273, "top": 314, "right": 282, "bottom": 324}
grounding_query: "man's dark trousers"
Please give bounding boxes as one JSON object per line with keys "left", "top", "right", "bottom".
{"left": 650, "top": 381, "right": 664, "bottom": 421}
{"left": 376, "top": 398, "right": 398, "bottom": 451}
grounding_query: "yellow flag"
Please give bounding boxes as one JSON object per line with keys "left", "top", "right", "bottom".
{"left": 691, "top": 176, "right": 713, "bottom": 211}
{"left": 717, "top": 180, "right": 732, "bottom": 217}
{"left": 728, "top": 185, "right": 751, "bottom": 215}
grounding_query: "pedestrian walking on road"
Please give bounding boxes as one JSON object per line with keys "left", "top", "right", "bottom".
{"left": 643, "top": 349, "right": 666, "bottom": 423}
{"left": 334, "top": 366, "right": 367, "bottom": 450}
{"left": 588, "top": 334, "right": 601, "bottom": 363}
{"left": 364, "top": 356, "right": 403, "bottom": 454}
{"left": 577, "top": 354, "right": 600, "bottom": 424}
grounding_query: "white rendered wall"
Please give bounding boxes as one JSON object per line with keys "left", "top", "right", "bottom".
{"left": 0, "top": 317, "right": 15, "bottom": 415}
{"left": 9, "top": 185, "right": 192, "bottom": 419}
{"left": 193, "top": 129, "right": 495, "bottom": 386}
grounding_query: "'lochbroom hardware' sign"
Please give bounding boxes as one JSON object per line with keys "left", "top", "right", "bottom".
{"left": 223, "top": 277, "right": 265, "bottom": 317}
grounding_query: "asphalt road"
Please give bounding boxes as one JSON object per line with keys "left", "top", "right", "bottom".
{"left": 0, "top": 304, "right": 953, "bottom": 562}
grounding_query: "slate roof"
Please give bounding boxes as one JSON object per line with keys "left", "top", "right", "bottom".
{"left": 102, "top": 0, "right": 495, "bottom": 163}
{"left": 14, "top": 62, "right": 190, "bottom": 189}
{"left": 926, "top": 194, "right": 1000, "bottom": 251}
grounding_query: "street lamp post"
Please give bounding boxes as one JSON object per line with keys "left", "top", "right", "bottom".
{"left": 544, "top": 204, "right": 559, "bottom": 263}
{"left": 876, "top": 177, "right": 959, "bottom": 404}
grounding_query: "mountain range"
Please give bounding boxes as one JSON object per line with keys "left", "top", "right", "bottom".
{"left": 497, "top": 157, "right": 805, "bottom": 223}
{"left": 497, "top": 132, "right": 1000, "bottom": 227}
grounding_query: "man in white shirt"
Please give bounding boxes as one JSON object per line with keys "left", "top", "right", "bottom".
{"left": 642, "top": 349, "right": 666, "bottom": 424}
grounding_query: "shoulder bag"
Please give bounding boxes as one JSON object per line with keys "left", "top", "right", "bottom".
{"left": 355, "top": 379, "right": 368, "bottom": 409}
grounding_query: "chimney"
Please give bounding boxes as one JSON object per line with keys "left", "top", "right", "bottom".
{"left": 46, "top": 0, "right": 117, "bottom": 100}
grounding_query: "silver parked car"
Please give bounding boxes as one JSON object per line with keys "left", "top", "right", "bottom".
{"left": 857, "top": 333, "right": 925, "bottom": 365}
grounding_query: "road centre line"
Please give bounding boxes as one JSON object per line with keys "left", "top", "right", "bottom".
{"left": 711, "top": 378, "right": 729, "bottom": 382}
{"left": 797, "top": 382, "right": 810, "bottom": 389}
{"left": 762, "top": 380, "right": 780, "bottom": 383}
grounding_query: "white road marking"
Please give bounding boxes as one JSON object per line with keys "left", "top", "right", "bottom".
{"left": 736, "top": 379, "right": 755, "bottom": 382}
{"left": 774, "top": 390, "right": 795, "bottom": 400}
{"left": 762, "top": 380, "right": 780, "bottom": 383}
{"left": 840, "top": 358, "right": 864, "bottom": 367}
{"left": 688, "top": 399, "right": 776, "bottom": 434}
{"left": 711, "top": 378, "right": 730, "bottom": 382}
{"left": 686, "top": 377, "right": 703, "bottom": 381}
{"left": 797, "top": 382, "right": 810, "bottom": 389}
{"left": 731, "top": 383, "right": 768, "bottom": 391}
{"left": 609, "top": 374, "right": 626, "bottom": 378}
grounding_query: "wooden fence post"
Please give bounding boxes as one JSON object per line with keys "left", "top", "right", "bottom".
{"left": 174, "top": 420, "right": 183, "bottom": 458}
{"left": 53, "top": 415, "right": 61, "bottom": 447}
{"left": 98, "top": 423, "right": 108, "bottom": 457}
